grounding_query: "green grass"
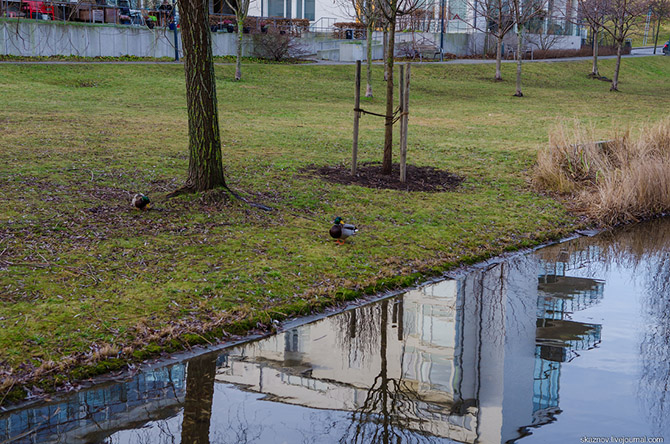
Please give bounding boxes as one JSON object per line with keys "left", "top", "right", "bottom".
{"left": 630, "top": 18, "right": 670, "bottom": 47}
{"left": 1, "top": 56, "right": 669, "bottom": 399}
{"left": 0, "top": 54, "right": 312, "bottom": 64}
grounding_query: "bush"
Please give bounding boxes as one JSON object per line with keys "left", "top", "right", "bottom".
{"left": 534, "top": 119, "right": 670, "bottom": 225}
{"left": 252, "top": 27, "right": 308, "bottom": 61}
{"left": 532, "top": 45, "right": 631, "bottom": 60}
{"left": 333, "top": 22, "right": 367, "bottom": 39}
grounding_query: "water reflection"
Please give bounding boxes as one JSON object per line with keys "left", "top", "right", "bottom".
{"left": 4, "top": 219, "right": 670, "bottom": 443}
{"left": 181, "top": 354, "right": 217, "bottom": 444}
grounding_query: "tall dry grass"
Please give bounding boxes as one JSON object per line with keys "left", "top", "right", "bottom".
{"left": 534, "top": 119, "right": 670, "bottom": 226}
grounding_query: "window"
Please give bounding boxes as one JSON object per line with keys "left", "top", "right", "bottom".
{"left": 304, "top": 0, "right": 314, "bottom": 20}
{"left": 268, "top": 0, "right": 284, "bottom": 17}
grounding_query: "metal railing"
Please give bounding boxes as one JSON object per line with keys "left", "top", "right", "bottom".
{"left": 309, "top": 16, "right": 336, "bottom": 33}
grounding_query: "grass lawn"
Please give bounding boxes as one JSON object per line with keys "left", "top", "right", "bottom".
{"left": 631, "top": 19, "right": 670, "bottom": 47}
{"left": 1, "top": 55, "right": 669, "bottom": 401}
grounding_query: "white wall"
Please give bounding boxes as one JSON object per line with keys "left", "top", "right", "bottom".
{"left": 0, "top": 19, "right": 257, "bottom": 58}
{"left": 0, "top": 19, "right": 584, "bottom": 59}
{"left": 1, "top": 19, "right": 182, "bottom": 57}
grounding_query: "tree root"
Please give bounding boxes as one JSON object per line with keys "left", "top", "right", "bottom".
{"left": 167, "top": 183, "right": 273, "bottom": 211}
{"left": 166, "top": 185, "right": 197, "bottom": 198}
{"left": 223, "top": 185, "right": 273, "bottom": 211}
{"left": 588, "top": 73, "right": 611, "bottom": 82}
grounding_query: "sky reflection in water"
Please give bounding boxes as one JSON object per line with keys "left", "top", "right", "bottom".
{"left": 2, "top": 219, "right": 670, "bottom": 444}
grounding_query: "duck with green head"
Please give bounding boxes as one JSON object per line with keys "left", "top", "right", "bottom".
{"left": 329, "top": 217, "right": 358, "bottom": 244}
{"left": 131, "top": 193, "right": 152, "bottom": 211}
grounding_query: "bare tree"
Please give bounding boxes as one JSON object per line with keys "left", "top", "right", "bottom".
{"left": 467, "top": 0, "right": 517, "bottom": 80}
{"left": 596, "top": 0, "right": 650, "bottom": 91}
{"left": 252, "top": 28, "right": 308, "bottom": 61}
{"left": 173, "top": 0, "right": 227, "bottom": 194}
{"left": 342, "top": 0, "right": 380, "bottom": 97}
{"left": 524, "top": 27, "right": 565, "bottom": 51}
{"left": 577, "top": 0, "right": 607, "bottom": 77}
{"left": 511, "top": 0, "right": 548, "bottom": 96}
{"left": 225, "top": 0, "right": 253, "bottom": 80}
{"left": 650, "top": 0, "right": 670, "bottom": 53}
{"left": 378, "top": 0, "right": 422, "bottom": 174}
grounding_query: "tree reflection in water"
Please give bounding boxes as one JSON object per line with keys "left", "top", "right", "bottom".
{"left": 180, "top": 353, "right": 217, "bottom": 444}
{"left": 611, "top": 222, "right": 670, "bottom": 437}
{"left": 8, "top": 221, "right": 670, "bottom": 443}
{"left": 538, "top": 220, "right": 670, "bottom": 437}
{"left": 337, "top": 299, "right": 439, "bottom": 444}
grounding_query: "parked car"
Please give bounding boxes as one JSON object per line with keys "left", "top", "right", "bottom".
{"left": 664, "top": 40, "right": 669, "bottom": 55}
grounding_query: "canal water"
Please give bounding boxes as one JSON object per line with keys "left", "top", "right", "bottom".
{"left": 2, "top": 219, "right": 670, "bottom": 444}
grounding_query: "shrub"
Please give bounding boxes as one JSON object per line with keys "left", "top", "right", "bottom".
{"left": 333, "top": 22, "right": 367, "bottom": 39}
{"left": 252, "top": 27, "right": 308, "bottom": 61}
{"left": 534, "top": 119, "right": 670, "bottom": 226}
{"left": 532, "top": 45, "right": 631, "bottom": 60}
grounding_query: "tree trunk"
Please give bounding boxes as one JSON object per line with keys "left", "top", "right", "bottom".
{"left": 176, "top": 0, "right": 227, "bottom": 193}
{"left": 653, "top": 17, "right": 661, "bottom": 54}
{"left": 180, "top": 354, "right": 217, "bottom": 443}
{"left": 514, "top": 27, "right": 523, "bottom": 96}
{"left": 383, "top": 27, "right": 389, "bottom": 82}
{"left": 383, "top": 22, "right": 396, "bottom": 175}
{"left": 365, "top": 20, "right": 374, "bottom": 98}
{"left": 495, "top": 35, "right": 503, "bottom": 81}
{"left": 235, "top": 18, "right": 243, "bottom": 80}
{"left": 611, "top": 42, "right": 622, "bottom": 91}
{"left": 591, "top": 27, "right": 599, "bottom": 76}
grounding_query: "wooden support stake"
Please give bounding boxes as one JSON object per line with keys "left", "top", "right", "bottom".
{"left": 398, "top": 63, "right": 405, "bottom": 179}
{"left": 352, "top": 60, "right": 362, "bottom": 176}
{"left": 400, "top": 63, "right": 410, "bottom": 183}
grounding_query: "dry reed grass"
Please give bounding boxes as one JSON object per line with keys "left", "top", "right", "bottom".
{"left": 534, "top": 119, "right": 670, "bottom": 226}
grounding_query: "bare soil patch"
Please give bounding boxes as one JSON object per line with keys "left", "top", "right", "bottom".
{"left": 304, "top": 162, "right": 464, "bottom": 192}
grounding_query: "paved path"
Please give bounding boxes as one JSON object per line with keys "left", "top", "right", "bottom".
{"left": 309, "top": 46, "right": 665, "bottom": 65}
{"left": 0, "top": 47, "right": 665, "bottom": 65}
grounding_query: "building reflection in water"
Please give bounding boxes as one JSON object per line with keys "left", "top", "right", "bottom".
{"left": 0, "top": 252, "right": 605, "bottom": 444}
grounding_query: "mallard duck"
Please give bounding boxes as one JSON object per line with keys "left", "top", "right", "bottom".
{"left": 330, "top": 217, "right": 357, "bottom": 244}
{"left": 131, "top": 193, "right": 151, "bottom": 210}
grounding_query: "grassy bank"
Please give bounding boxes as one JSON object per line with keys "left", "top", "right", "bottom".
{"left": 1, "top": 56, "right": 669, "bottom": 403}
{"left": 535, "top": 118, "right": 670, "bottom": 225}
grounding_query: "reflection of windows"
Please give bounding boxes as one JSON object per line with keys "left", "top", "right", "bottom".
{"left": 533, "top": 351, "right": 560, "bottom": 413}
{"left": 429, "top": 355, "right": 453, "bottom": 387}
{"left": 420, "top": 304, "right": 456, "bottom": 348}
{"left": 402, "top": 348, "right": 455, "bottom": 393}
{"left": 284, "top": 329, "right": 300, "bottom": 352}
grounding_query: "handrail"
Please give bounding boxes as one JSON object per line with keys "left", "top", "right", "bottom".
{"left": 309, "top": 16, "right": 336, "bottom": 33}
